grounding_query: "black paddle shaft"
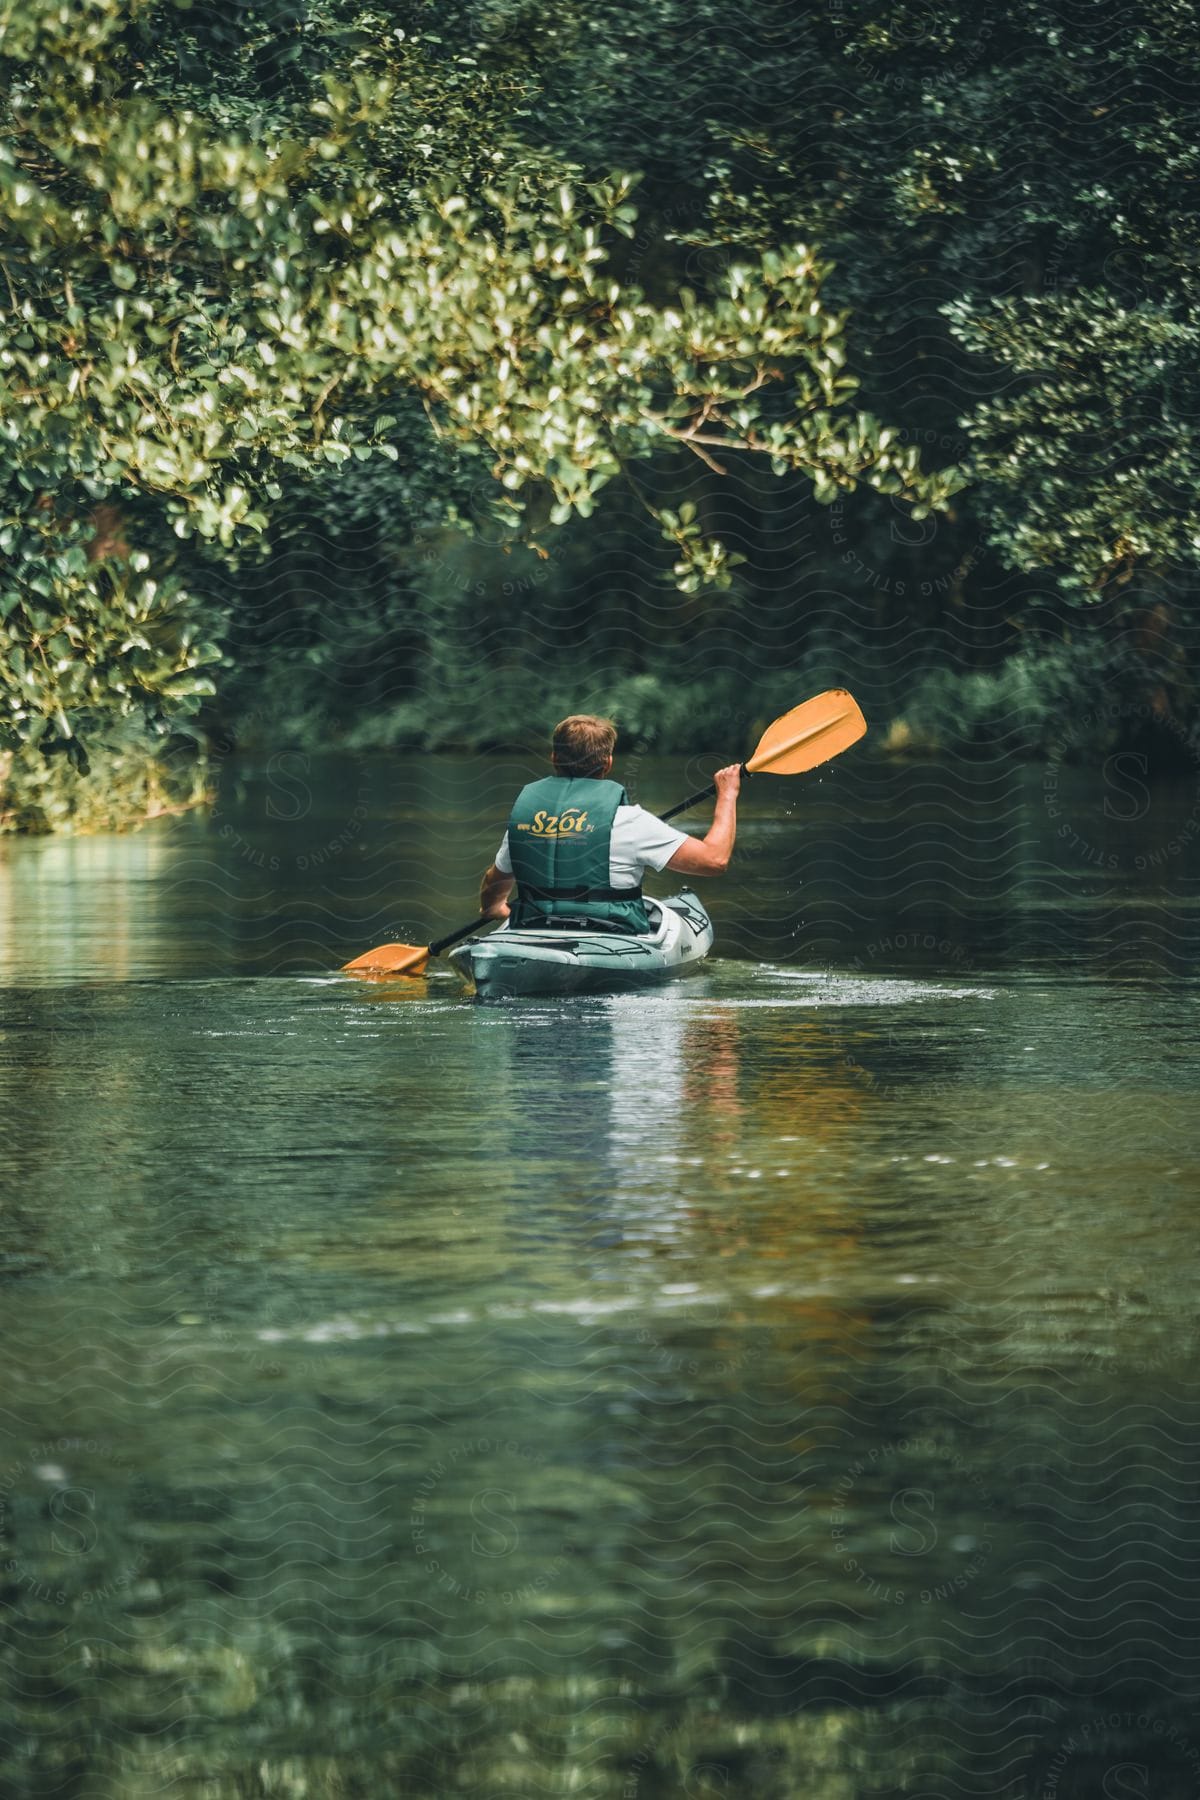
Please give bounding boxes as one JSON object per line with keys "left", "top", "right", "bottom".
{"left": 660, "top": 763, "right": 748, "bottom": 824}
{"left": 429, "top": 916, "right": 495, "bottom": 956}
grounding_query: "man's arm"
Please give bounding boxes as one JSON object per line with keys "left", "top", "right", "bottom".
{"left": 479, "top": 863, "right": 514, "bottom": 918}
{"left": 664, "top": 765, "right": 741, "bottom": 877}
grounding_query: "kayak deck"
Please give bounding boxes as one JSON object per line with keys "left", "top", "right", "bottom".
{"left": 448, "top": 893, "right": 713, "bottom": 997}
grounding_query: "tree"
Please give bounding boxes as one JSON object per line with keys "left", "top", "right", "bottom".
{"left": 0, "top": 0, "right": 958, "bottom": 828}
{"left": 492, "top": 0, "right": 1200, "bottom": 601}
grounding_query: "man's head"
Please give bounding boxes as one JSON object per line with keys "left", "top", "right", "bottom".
{"left": 551, "top": 714, "right": 617, "bottom": 779}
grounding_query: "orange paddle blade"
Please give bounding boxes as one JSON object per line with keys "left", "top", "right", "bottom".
{"left": 341, "top": 942, "right": 430, "bottom": 977}
{"left": 744, "top": 689, "right": 867, "bottom": 775}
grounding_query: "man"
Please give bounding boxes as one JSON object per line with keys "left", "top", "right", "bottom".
{"left": 478, "top": 714, "right": 741, "bottom": 930}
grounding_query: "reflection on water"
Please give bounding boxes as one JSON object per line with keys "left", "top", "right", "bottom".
{"left": 1, "top": 752, "right": 1199, "bottom": 1796}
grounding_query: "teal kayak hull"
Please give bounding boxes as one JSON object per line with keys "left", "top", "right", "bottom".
{"left": 448, "top": 893, "right": 713, "bottom": 998}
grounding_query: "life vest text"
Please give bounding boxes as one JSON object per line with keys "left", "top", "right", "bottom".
{"left": 530, "top": 808, "right": 592, "bottom": 835}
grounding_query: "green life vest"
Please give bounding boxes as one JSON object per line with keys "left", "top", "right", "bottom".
{"left": 507, "top": 776, "right": 651, "bottom": 933}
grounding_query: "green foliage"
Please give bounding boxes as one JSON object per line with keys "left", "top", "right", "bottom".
{"left": 505, "top": 0, "right": 1200, "bottom": 598}
{"left": 336, "top": 661, "right": 802, "bottom": 757}
{"left": 0, "top": 0, "right": 962, "bottom": 828}
{"left": 3, "top": 0, "right": 1196, "bottom": 827}
{"left": 0, "top": 489, "right": 220, "bottom": 827}
{"left": 885, "top": 637, "right": 1134, "bottom": 758}
{"left": 0, "top": 515, "right": 217, "bottom": 722}
{"left": 946, "top": 296, "right": 1200, "bottom": 594}
{"left": 0, "top": 715, "right": 209, "bottom": 832}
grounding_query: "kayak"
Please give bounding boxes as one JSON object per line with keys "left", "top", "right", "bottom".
{"left": 448, "top": 893, "right": 714, "bottom": 998}
{"left": 449, "top": 892, "right": 713, "bottom": 998}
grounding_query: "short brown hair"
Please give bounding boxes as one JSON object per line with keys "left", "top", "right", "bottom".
{"left": 551, "top": 714, "right": 617, "bottom": 778}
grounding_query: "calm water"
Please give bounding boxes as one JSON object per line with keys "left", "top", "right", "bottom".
{"left": 1, "top": 751, "right": 1199, "bottom": 1798}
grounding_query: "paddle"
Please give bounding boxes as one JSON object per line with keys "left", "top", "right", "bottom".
{"left": 341, "top": 688, "right": 866, "bottom": 977}
{"left": 342, "top": 917, "right": 485, "bottom": 978}
{"left": 660, "top": 687, "right": 867, "bottom": 821}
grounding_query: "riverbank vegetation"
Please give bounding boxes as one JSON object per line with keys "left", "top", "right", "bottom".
{"left": 2, "top": 0, "right": 1197, "bottom": 828}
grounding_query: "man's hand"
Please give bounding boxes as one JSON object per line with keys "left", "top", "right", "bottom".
{"left": 482, "top": 900, "right": 510, "bottom": 921}
{"left": 714, "top": 764, "right": 742, "bottom": 798}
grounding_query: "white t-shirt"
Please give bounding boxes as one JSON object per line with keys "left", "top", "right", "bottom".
{"left": 495, "top": 804, "right": 688, "bottom": 890}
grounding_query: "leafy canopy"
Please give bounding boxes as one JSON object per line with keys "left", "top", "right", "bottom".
{"left": 0, "top": 0, "right": 958, "bottom": 820}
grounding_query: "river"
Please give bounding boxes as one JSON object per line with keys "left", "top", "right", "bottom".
{"left": 1, "top": 749, "right": 1198, "bottom": 1797}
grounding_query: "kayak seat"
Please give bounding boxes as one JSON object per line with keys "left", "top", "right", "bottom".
{"left": 518, "top": 899, "right": 664, "bottom": 939}
{"left": 532, "top": 915, "right": 642, "bottom": 936}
